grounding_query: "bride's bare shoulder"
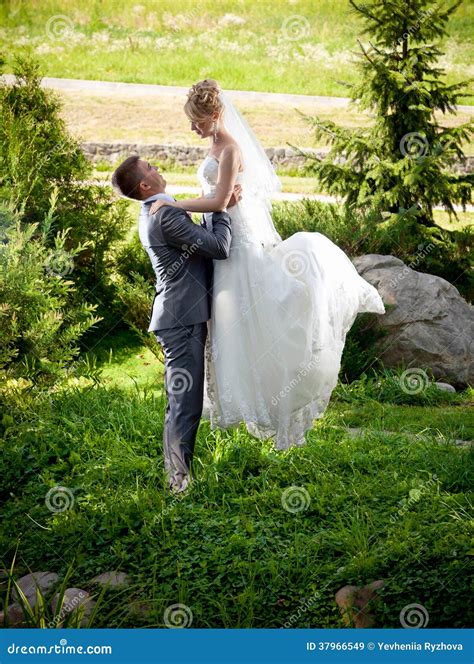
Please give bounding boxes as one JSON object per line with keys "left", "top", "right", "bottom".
{"left": 219, "top": 142, "right": 243, "bottom": 168}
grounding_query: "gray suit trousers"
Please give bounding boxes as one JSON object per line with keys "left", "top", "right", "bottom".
{"left": 155, "top": 322, "right": 207, "bottom": 482}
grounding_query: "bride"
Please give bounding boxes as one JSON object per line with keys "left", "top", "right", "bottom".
{"left": 150, "top": 79, "right": 385, "bottom": 450}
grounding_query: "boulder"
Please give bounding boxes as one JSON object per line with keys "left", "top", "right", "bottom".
{"left": 353, "top": 254, "right": 474, "bottom": 386}
{"left": 12, "top": 571, "right": 59, "bottom": 606}
{"left": 0, "top": 603, "right": 25, "bottom": 627}
{"left": 50, "top": 587, "right": 95, "bottom": 627}
{"left": 90, "top": 571, "right": 130, "bottom": 587}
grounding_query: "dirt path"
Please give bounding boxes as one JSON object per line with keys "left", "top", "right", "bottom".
{"left": 3, "top": 75, "right": 473, "bottom": 112}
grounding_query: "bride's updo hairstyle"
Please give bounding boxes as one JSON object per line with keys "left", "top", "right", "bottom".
{"left": 184, "top": 79, "right": 223, "bottom": 122}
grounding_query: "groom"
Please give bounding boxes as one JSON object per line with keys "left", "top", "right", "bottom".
{"left": 112, "top": 156, "right": 240, "bottom": 493}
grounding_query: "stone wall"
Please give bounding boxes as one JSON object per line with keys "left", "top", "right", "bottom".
{"left": 81, "top": 141, "right": 474, "bottom": 173}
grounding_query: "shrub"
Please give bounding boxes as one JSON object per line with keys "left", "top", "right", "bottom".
{"left": 0, "top": 55, "right": 131, "bottom": 328}
{"left": 300, "top": 0, "right": 473, "bottom": 229}
{"left": 0, "top": 202, "right": 101, "bottom": 391}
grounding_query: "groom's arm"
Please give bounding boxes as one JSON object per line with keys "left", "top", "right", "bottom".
{"left": 157, "top": 206, "right": 232, "bottom": 260}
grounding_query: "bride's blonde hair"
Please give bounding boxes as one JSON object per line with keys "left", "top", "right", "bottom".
{"left": 184, "top": 79, "right": 223, "bottom": 122}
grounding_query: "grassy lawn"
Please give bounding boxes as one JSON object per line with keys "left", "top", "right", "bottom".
{"left": 1, "top": 0, "right": 473, "bottom": 102}
{"left": 1, "top": 329, "right": 472, "bottom": 628}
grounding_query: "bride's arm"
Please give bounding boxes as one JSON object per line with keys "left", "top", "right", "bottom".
{"left": 154, "top": 145, "right": 241, "bottom": 214}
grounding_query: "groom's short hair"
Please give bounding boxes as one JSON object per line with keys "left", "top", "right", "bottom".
{"left": 111, "top": 155, "right": 144, "bottom": 200}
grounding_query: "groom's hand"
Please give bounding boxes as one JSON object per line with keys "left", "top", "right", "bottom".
{"left": 228, "top": 184, "right": 242, "bottom": 208}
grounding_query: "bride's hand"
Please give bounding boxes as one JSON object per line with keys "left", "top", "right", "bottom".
{"left": 228, "top": 184, "right": 243, "bottom": 208}
{"left": 149, "top": 199, "right": 169, "bottom": 215}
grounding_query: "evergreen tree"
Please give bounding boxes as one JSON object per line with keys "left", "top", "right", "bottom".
{"left": 303, "top": 0, "right": 473, "bottom": 227}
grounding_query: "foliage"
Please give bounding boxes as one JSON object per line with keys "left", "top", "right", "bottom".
{"left": 0, "top": 371, "right": 471, "bottom": 627}
{"left": 0, "top": 55, "right": 131, "bottom": 322}
{"left": 0, "top": 202, "right": 102, "bottom": 390}
{"left": 0, "top": 0, "right": 472, "bottom": 98}
{"left": 300, "top": 0, "right": 473, "bottom": 229}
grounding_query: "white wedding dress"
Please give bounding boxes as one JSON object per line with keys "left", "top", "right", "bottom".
{"left": 199, "top": 155, "right": 385, "bottom": 449}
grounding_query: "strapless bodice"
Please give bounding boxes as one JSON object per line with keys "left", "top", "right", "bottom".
{"left": 197, "top": 155, "right": 244, "bottom": 196}
{"left": 197, "top": 155, "right": 252, "bottom": 247}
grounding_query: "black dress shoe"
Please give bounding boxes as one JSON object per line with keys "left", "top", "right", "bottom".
{"left": 169, "top": 473, "right": 191, "bottom": 495}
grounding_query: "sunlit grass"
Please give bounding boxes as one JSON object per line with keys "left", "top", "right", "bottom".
{"left": 1, "top": 0, "right": 473, "bottom": 101}
{"left": 1, "top": 328, "right": 471, "bottom": 627}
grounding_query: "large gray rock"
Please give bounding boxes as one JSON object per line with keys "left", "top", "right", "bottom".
{"left": 91, "top": 571, "right": 130, "bottom": 587}
{"left": 50, "top": 588, "right": 95, "bottom": 627}
{"left": 12, "top": 571, "right": 59, "bottom": 606}
{"left": 353, "top": 254, "right": 474, "bottom": 386}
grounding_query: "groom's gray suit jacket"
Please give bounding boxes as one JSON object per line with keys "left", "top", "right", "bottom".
{"left": 139, "top": 200, "right": 232, "bottom": 331}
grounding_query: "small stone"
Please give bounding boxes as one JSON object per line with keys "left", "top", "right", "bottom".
{"left": 335, "top": 580, "right": 385, "bottom": 628}
{"left": 12, "top": 572, "right": 59, "bottom": 606}
{"left": 91, "top": 571, "right": 130, "bottom": 587}
{"left": 128, "top": 600, "right": 153, "bottom": 620}
{"left": 50, "top": 588, "right": 95, "bottom": 627}
{"left": 0, "top": 603, "right": 26, "bottom": 627}
{"left": 435, "top": 382, "right": 456, "bottom": 393}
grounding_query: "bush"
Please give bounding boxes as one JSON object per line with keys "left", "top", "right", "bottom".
{"left": 0, "top": 203, "right": 101, "bottom": 391}
{"left": 0, "top": 55, "right": 131, "bottom": 328}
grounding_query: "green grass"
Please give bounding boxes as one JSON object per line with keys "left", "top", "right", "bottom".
{"left": 0, "top": 329, "right": 472, "bottom": 628}
{"left": 1, "top": 0, "right": 473, "bottom": 102}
